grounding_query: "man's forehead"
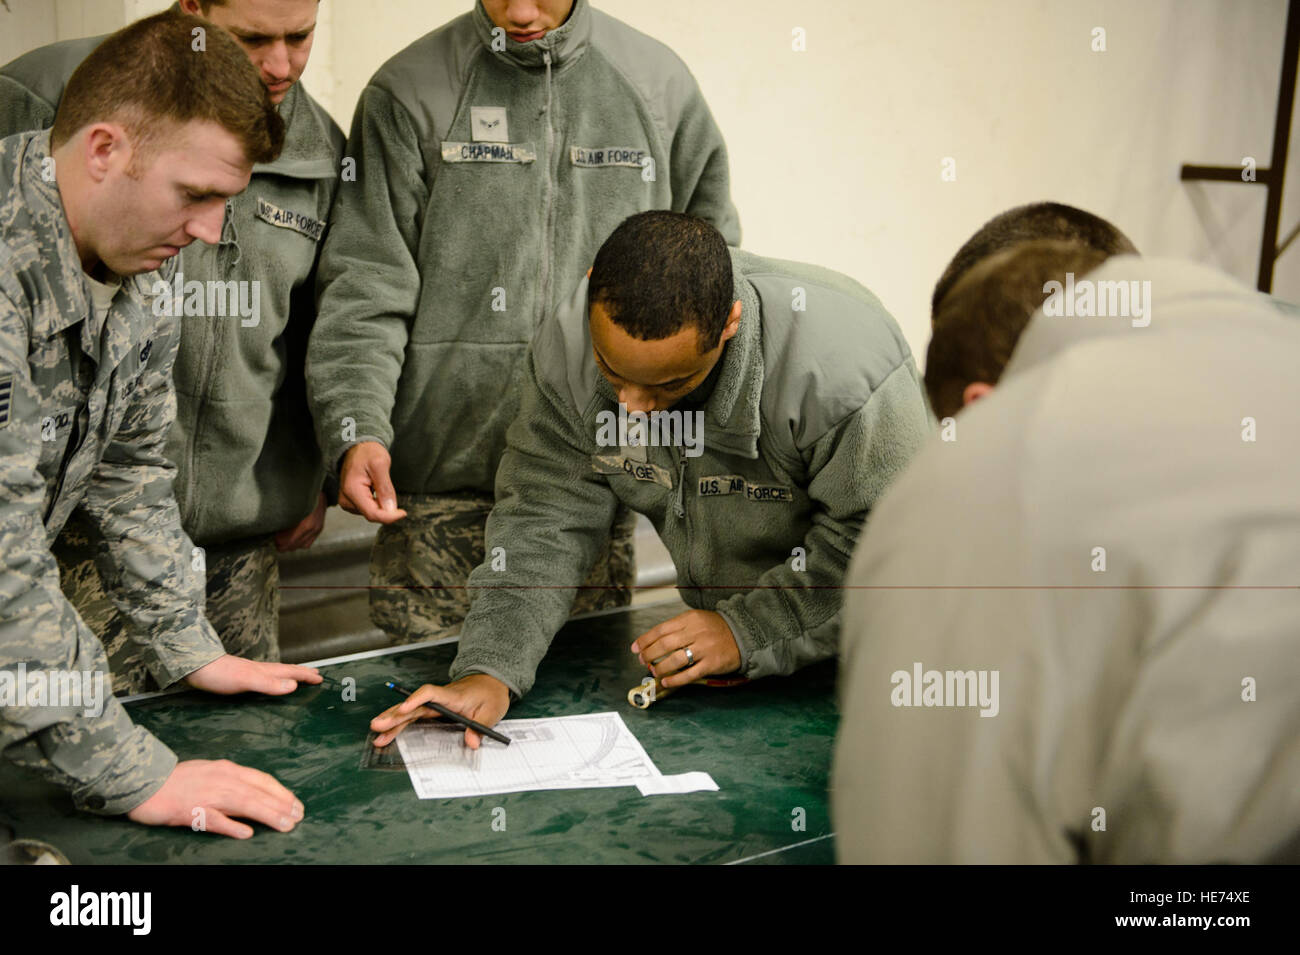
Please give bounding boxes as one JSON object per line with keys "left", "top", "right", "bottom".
{"left": 152, "top": 127, "right": 251, "bottom": 191}
{"left": 589, "top": 308, "right": 708, "bottom": 384}
{"left": 218, "top": 1, "right": 318, "bottom": 37}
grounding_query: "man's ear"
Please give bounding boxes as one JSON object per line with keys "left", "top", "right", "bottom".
{"left": 178, "top": 0, "right": 204, "bottom": 16}
{"left": 718, "top": 299, "right": 742, "bottom": 343}
{"left": 962, "top": 381, "right": 994, "bottom": 407}
{"left": 83, "top": 124, "right": 124, "bottom": 184}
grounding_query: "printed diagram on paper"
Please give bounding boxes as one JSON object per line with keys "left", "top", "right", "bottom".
{"left": 395, "top": 711, "right": 664, "bottom": 799}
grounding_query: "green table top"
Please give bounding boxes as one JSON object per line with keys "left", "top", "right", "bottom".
{"left": 0, "top": 600, "right": 838, "bottom": 864}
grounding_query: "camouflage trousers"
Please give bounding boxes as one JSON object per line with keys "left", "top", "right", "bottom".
{"left": 369, "top": 494, "right": 637, "bottom": 644}
{"left": 54, "top": 510, "right": 280, "bottom": 695}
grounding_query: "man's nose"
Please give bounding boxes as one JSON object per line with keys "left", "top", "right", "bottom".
{"left": 507, "top": 1, "right": 543, "bottom": 28}
{"left": 619, "top": 387, "right": 656, "bottom": 415}
{"left": 263, "top": 42, "right": 290, "bottom": 80}
{"left": 186, "top": 199, "right": 225, "bottom": 245}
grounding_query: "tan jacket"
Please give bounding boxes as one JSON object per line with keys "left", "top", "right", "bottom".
{"left": 832, "top": 256, "right": 1300, "bottom": 863}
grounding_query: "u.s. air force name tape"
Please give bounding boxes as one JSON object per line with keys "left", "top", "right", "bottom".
{"left": 698, "top": 474, "right": 794, "bottom": 503}
{"left": 570, "top": 146, "right": 648, "bottom": 168}
{"left": 590, "top": 453, "right": 674, "bottom": 489}
{"left": 441, "top": 141, "right": 537, "bottom": 163}
{"left": 588, "top": 456, "right": 794, "bottom": 501}
{"left": 255, "top": 197, "right": 326, "bottom": 241}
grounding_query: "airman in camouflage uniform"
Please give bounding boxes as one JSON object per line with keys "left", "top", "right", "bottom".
{"left": 0, "top": 129, "right": 225, "bottom": 811}
{"left": 2, "top": 1, "right": 344, "bottom": 691}
{"left": 1, "top": 9, "right": 318, "bottom": 837}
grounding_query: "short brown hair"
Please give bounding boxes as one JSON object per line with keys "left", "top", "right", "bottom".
{"left": 51, "top": 10, "right": 283, "bottom": 166}
{"left": 931, "top": 203, "right": 1137, "bottom": 319}
{"left": 925, "top": 240, "right": 1111, "bottom": 420}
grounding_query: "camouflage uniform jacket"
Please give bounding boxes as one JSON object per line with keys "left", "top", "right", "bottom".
{"left": 0, "top": 130, "right": 224, "bottom": 814}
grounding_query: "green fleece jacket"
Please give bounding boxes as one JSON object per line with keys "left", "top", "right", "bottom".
{"left": 449, "top": 249, "right": 932, "bottom": 696}
{"left": 306, "top": 0, "right": 740, "bottom": 495}
{"left": 0, "top": 35, "right": 343, "bottom": 546}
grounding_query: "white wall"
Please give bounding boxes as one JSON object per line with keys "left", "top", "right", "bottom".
{"left": 328, "top": 0, "right": 1300, "bottom": 359}
{"left": 3, "top": 0, "right": 1296, "bottom": 361}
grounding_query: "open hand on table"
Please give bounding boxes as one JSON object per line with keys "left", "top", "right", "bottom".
{"left": 184, "top": 654, "right": 322, "bottom": 695}
{"left": 127, "top": 759, "right": 304, "bottom": 839}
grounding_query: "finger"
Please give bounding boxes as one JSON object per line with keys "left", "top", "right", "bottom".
{"left": 268, "top": 663, "right": 322, "bottom": 685}
{"left": 250, "top": 670, "right": 313, "bottom": 695}
{"left": 370, "top": 463, "right": 401, "bottom": 515}
{"left": 371, "top": 703, "right": 440, "bottom": 733}
{"left": 630, "top": 617, "right": 685, "bottom": 654}
{"left": 350, "top": 483, "right": 391, "bottom": 523}
{"left": 371, "top": 699, "right": 443, "bottom": 730}
{"left": 373, "top": 714, "right": 422, "bottom": 746}
{"left": 337, "top": 490, "right": 361, "bottom": 515}
{"left": 464, "top": 726, "right": 482, "bottom": 750}
{"left": 650, "top": 646, "right": 692, "bottom": 679}
{"left": 200, "top": 808, "right": 254, "bottom": 840}
{"left": 231, "top": 763, "right": 299, "bottom": 808}
{"left": 661, "top": 658, "right": 708, "bottom": 689}
{"left": 640, "top": 629, "right": 691, "bottom": 666}
{"left": 370, "top": 703, "right": 408, "bottom": 731}
{"left": 396, "top": 682, "right": 465, "bottom": 715}
{"left": 219, "top": 787, "right": 301, "bottom": 833}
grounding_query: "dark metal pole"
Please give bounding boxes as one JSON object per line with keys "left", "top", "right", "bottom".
{"left": 1258, "top": 0, "right": 1299, "bottom": 291}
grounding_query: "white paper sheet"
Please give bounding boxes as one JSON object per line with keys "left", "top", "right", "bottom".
{"left": 395, "top": 711, "right": 715, "bottom": 799}
{"left": 635, "top": 772, "right": 720, "bottom": 796}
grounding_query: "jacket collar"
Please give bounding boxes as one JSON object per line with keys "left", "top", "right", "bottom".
{"left": 22, "top": 130, "right": 91, "bottom": 342}
{"left": 253, "top": 81, "right": 339, "bottom": 180}
{"left": 698, "top": 257, "right": 764, "bottom": 459}
{"left": 472, "top": 0, "right": 592, "bottom": 70}
{"left": 1002, "top": 255, "right": 1261, "bottom": 382}
{"left": 22, "top": 130, "right": 162, "bottom": 362}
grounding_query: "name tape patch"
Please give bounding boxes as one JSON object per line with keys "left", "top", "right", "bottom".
{"left": 698, "top": 474, "right": 794, "bottom": 503}
{"left": 0, "top": 373, "right": 12, "bottom": 428}
{"left": 570, "top": 146, "right": 648, "bottom": 168}
{"left": 591, "top": 453, "right": 673, "bottom": 489}
{"left": 442, "top": 141, "right": 536, "bottom": 164}
{"left": 255, "top": 197, "right": 325, "bottom": 241}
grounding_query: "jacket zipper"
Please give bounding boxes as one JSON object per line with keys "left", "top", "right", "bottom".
{"left": 673, "top": 445, "right": 697, "bottom": 595}
{"left": 43, "top": 340, "right": 88, "bottom": 525}
{"left": 183, "top": 199, "right": 236, "bottom": 526}
{"left": 538, "top": 50, "right": 556, "bottom": 325}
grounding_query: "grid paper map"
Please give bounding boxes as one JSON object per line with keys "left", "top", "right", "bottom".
{"left": 394, "top": 711, "right": 716, "bottom": 799}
